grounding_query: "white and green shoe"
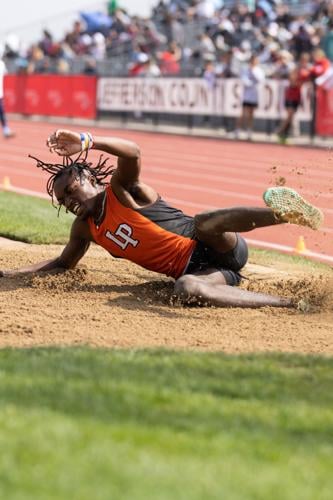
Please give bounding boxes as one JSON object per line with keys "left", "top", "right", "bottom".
{"left": 263, "top": 187, "right": 324, "bottom": 230}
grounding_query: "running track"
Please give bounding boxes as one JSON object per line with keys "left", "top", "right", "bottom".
{"left": 0, "top": 119, "right": 332, "bottom": 264}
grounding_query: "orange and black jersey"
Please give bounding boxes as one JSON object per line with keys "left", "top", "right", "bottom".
{"left": 138, "top": 196, "right": 195, "bottom": 237}
{"left": 88, "top": 185, "right": 197, "bottom": 279}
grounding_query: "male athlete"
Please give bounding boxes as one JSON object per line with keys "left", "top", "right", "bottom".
{"left": 0, "top": 129, "right": 324, "bottom": 308}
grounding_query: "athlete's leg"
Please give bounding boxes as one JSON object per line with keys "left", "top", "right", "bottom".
{"left": 194, "top": 187, "right": 323, "bottom": 253}
{"left": 194, "top": 207, "right": 277, "bottom": 252}
{"left": 277, "top": 108, "right": 294, "bottom": 139}
{"left": 246, "top": 107, "right": 255, "bottom": 133}
{"left": 174, "top": 270, "right": 293, "bottom": 308}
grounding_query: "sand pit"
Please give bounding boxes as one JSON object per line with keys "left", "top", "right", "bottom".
{"left": 0, "top": 242, "right": 332, "bottom": 353}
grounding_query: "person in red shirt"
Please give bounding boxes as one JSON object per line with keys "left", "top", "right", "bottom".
{"left": 277, "top": 53, "right": 311, "bottom": 143}
{"left": 305, "top": 48, "right": 331, "bottom": 138}
{"left": 309, "top": 48, "right": 331, "bottom": 79}
{"left": 0, "top": 130, "right": 323, "bottom": 308}
{"left": 157, "top": 42, "right": 181, "bottom": 75}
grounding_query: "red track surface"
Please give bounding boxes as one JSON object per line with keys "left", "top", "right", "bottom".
{"left": 1, "top": 119, "right": 332, "bottom": 264}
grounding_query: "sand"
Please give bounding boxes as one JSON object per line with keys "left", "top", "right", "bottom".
{"left": 0, "top": 242, "right": 332, "bottom": 354}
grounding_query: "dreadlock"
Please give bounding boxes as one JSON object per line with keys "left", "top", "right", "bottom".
{"left": 29, "top": 151, "right": 114, "bottom": 211}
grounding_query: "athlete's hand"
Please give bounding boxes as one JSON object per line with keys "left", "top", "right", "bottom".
{"left": 47, "top": 129, "right": 82, "bottom": 156}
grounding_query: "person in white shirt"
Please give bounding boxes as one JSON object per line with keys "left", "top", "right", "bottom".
{"left": 234, "top": 55, "right": 265, "bottom": 140}
{"left": 0, "top": 55, "right": 14, "bottom": 138}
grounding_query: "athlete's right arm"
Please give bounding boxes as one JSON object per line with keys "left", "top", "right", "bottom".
{"left": 47, "top": 129, "right": 141, "bottom": 190}
{"left": 0, "top": 219, "right": 91, "bottom": 277}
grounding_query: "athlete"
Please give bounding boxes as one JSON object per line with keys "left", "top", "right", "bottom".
{"left": 0, "top": 129, "right": 324, "bottom": 308}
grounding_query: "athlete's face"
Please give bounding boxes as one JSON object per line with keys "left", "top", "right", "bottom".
{"left": 54, "top": 169, "right": 99, "bottom": 218}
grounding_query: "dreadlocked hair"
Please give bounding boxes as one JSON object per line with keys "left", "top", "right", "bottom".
{"left": 29, "top": 151, "right": 114, "bottom": 211}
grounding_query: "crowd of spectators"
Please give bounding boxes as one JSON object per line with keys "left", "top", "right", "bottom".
{"left": 1, "top": 0, "right": 333, "bottom": 80}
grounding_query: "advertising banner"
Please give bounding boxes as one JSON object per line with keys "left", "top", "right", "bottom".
{"left": 4, "top": 75, "right": 97, "bottom": 119}
{"left": 316, "top": 86, "right": 333, "bottom": 136}
{"left": 97, "top": 77, "right": 312, "bottom": 120}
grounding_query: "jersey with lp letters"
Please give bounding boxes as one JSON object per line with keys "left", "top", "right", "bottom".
{"left": 88, "top": 185, "right": 197, "bottom": 279}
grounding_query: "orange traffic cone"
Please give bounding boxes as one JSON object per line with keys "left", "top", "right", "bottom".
{"left": 2, "top": 176, "right": 11, "bottom": 190}
{"left": 294, "top": 236, "right": 306, "bottom": 254}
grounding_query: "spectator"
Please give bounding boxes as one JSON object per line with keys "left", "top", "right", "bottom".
{"left": 0, "top": 50, "right": 14, "bottom": 138}
{"left": 276, "top": 51, "right": 312, "bottom": 143}
{"left": 107, "top": 0, "right": 118, "bottom": 16}
{"left": 196, "top": 0, "right": 217, "bottom": 19}
{"left": 270, "top": 49, "right": 295, "bottom": 79}
{"left": 83, "top": 56, "right": 97, "bottom": 75}
{"left": 197, "top": 31, "right": 216, "bottom": 61}
{"left": 128, "top": 52, "right": 150, "bottom": 76}
{"left": 234, "top": 55, "right": 265, "bottom": 140}
{"left": 4, "top": 0, "right": 333, "bottom": 81}
{"left": 203, "top": 60, "right": 216, "bottom": 88}
{"left": 157, "top": 41, "right": 181, "bottom": 75}
{"left": 91, "top": 33, "right": 106, "bottom": 60}
{"left": 292, "top": 25, "right": 313, "bottom": 59}
{"left": 277, "top": 68, "right": 303, "bottom": 144}
{"left": 321, "top": 21, "right": 333, "bottom": 61}
{"left": 215, "top": 51, "right": 237, "bottom": 78}
{"left": 309, "top": 47, "right": 331, "bottom": 79}
{"left": 142, "top": 57, "right": 161, "bottom": 77}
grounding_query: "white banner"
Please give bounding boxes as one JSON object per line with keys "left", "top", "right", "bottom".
{"left": 97, "top": 77, "right": 312, "bottom": 120}
{"left": 97, "top": 78, "right": 215, "bottom": 114}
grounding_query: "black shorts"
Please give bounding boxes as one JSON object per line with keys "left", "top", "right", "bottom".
{"left": 242, "top": 101, "right": 257, "bottom": 109}
{"left": 184, "top": 235, "right": 248, "bottom": 286}
{"left": 285, "top": 100, "right": 300, "bottom": 111}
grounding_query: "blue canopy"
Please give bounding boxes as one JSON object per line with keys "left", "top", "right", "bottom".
{"left": 80, "top": 11, "right": 113, "bottom": 33}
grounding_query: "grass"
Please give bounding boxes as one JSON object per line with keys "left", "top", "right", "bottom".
{"left": 0, "top": 348, "right": 332, "bottom": 500}
{"left": 0, "top": 191, "right": 74, "bottom": 244}
{"left": 249, "top": 247, "right": 330, "bottom": 270}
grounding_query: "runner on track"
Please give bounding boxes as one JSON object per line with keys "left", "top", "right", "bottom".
{"left": 0, "top": 129, "right": 324, "bottom": 308}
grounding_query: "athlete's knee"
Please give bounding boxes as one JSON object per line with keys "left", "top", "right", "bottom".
{"left": 174, "top": 275, "right": 202, "bottom": 299}
{"left": 194, "top": 212, "right": 217, "bottom": 239}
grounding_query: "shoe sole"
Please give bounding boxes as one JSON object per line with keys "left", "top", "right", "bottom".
{"left": 263, "top": 187, "right": 323, "bottom": 230}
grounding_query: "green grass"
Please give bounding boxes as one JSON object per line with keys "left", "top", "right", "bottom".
{"left": 0, "top": 191, "right": 74, "bottom": 244}
{"left": 0, "top": 348, "right": 332, "bottom": 499}
{"left": 249, "top": 247, "right": 330, "bottom": 270}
